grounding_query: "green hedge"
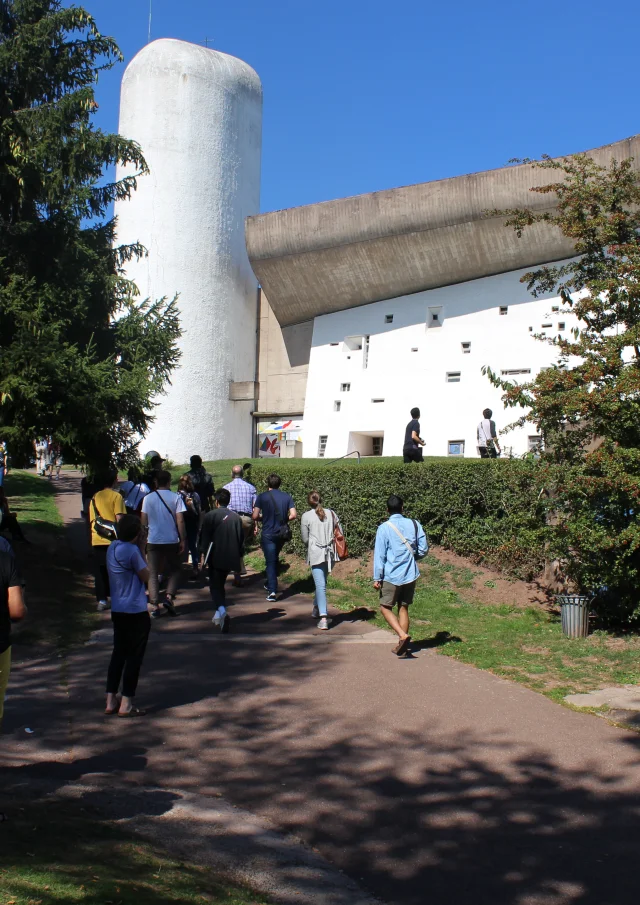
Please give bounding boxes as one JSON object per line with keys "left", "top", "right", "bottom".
{"left": 248, "top": 459, "right": 546, "bottom": 579}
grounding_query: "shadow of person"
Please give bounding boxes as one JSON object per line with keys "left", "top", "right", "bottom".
{"left": 331, "top": 606, "right": 377, "bottom": 626}
{"left": 411, "top": 631, "right": 462, "bottom": 651}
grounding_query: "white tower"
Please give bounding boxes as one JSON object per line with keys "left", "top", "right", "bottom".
{"left": 114, "top": 39, "right": 262, "bottom": 463}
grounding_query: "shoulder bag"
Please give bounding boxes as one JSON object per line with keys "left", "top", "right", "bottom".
{"left": 154, "top": 490, "right": 180, "bottom": 543}
{"left": 91, "top": 497, "right": 118, "bottom": 542}
{"left": 330, "top": 510, "right": 348, "bottom": 560}
{"left": 388, "top": 519, "right": 425, "bottom": 561}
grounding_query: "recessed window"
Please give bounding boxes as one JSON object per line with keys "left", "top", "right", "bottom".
{"left": 317, "top": 435, "right": 328, "bottom": 458}
{"left": 528, "top": 435, "right": 542, "bottom": 452}
{"left": 446, "top": 372, "right": 461, "bottom": 383}
{"left": 428, "top": 306, "right": 443, "bottom": 327}
{"left": 558, "top": 322, "right": 566, "bottom": 331}
{"left": 334, "top": 400, "right": 341, "bottom": 412}
{"left": 385, "top": 314, "right": 394, "bottom": 324}
{"left": 340, "top": 383, "right": 351, "bottom": 392}
{"left": 329, "top": 342, "right": 339, "bottom": 347}
{"left": 552, "top": 305, "right": 559, "bottom": 313}
{"left": 372, "top": 437, "right": 384, "bottom": 456}
{"left": 362, "top": 335, "right": 370, "bottom": 369}
{"left": 411, "top": 347, "right": 418, "bottom": 352}
{"left": 499, "top": 306, "right": 508, "bottom": 315}
{"left": 528, "top": 326, "right": 533, "bottom": 332}
{"left": 372, "top": 398, "right": 385, "bottom": 403}
{"left": 448, "top": 440, "right": 465, "bottom": 457}
{"left": 461, "top": 342, "right": 471, "bottom": 353}
{"left": 542, "top": 322, "right": 552, "bottom": 328}
{"left": 501, "top": 369, "right": 531, "bottom": 376}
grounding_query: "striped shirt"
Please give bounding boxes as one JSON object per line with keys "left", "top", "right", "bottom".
{"left": 223, "top": 478, "right": 257, "bottom": 515}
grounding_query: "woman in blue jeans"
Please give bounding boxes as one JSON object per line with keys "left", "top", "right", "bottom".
{"left": 300, "top": 491, "right": 342, "bottom": 630}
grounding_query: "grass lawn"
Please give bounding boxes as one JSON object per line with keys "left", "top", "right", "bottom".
{"left": 245, "top": 549, "right": 640, "bottom": 706}
{"left": 3, "top": 469, "right": 63, "bottom": 529}
{"left": 0, "top": 800, "right": 272, "bottom": 905}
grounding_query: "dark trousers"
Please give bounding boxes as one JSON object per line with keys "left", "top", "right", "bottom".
{"left": 185, "top": 517, "right": 200, "bottom": 568}
{"left": 479, "top": 446, "right": 498, "bottom": 459}
{"left": 209, "top": 567, "right": 229, "bottom": 608}
{"left": 147, "top": 543, "right": 182, "bottom": 604}
{"left": 403, "top": 449, "right": 423, "bottom": 464}
{"left": 92, "top": 544, "right": 110, "bottom": 601}
{"left": 106, "top": 611, "right": 151, "bottom": 698}
{"left": 262, "top": 534, "right": 284, "bottom": 593}
{"left": 1, "top": 513, "right": 25, "bottom": 541}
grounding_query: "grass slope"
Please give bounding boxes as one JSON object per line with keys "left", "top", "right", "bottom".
{"left": 3, "top": 469, "right": 63, "bottom": 529}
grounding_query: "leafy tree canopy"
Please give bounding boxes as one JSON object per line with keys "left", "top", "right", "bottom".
{"left": 485, "top": 154, "right": 640, "bottom": 619}
{"left": 0, "top": 0, "right": 181, "bottom": 469}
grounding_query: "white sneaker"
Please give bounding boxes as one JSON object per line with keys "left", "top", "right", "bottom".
{"left": 97, "top": 600, "right": 109, "bottom": 612}
{"left": 312, "top": 605, "right": 320, "bottom": 619}
{"left": 317, "top": 617, "right": 331, "bottom": 630}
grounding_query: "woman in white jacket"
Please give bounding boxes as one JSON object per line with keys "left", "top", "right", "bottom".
{"left": 300, "top": 491, "right": 341, "bottom": 630}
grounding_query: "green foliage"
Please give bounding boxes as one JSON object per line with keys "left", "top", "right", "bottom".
{"left": 0, "top": 1, "right": 181, "bottom": 469}
{"left": 249, "top": 458, "right": 546, "bottom": 578}
{"left": 486, "top": 154, "right": 640, "bottom": 620}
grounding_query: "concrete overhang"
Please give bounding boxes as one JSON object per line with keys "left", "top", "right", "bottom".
{"left": 246, "top": 135, "right": 640, "bottom": 327}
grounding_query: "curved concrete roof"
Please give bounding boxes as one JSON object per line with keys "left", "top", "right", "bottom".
{"left": 246, "top": 135, "right": 640, "bottom": 327}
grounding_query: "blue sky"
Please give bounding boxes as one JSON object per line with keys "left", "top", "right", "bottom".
{"left": 83, "top": 0, "right": 640, "bottom": 213}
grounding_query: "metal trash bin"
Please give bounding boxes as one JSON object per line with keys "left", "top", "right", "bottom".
{"left": 557, "top": 595, "right": 592, "bottom": 638}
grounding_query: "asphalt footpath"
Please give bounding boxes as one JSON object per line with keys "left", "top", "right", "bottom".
{"left": 3, "top": 472, "right": 640, "bottom": 905}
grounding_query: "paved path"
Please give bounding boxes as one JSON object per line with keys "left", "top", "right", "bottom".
{"left": 4, "top": 474, "right": 640, "bottom": 905}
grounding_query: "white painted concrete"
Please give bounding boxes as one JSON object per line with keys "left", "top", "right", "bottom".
{"left": 114, "top": 39, "right": 262, "bottom": 463}
{"left": 302, "top": 267, "right": 576, "bottom": 459}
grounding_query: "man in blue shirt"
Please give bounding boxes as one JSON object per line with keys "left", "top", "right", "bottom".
{"left": 252, "top": 473, "right": 296, "bottom": 601}
{"left": 105, "top": 515, "right": 151, "bottom": 717}
{"left": 373, "top": 494, "right": 428, "bottom": 656}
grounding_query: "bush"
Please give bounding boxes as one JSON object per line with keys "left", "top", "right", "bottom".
{"left": 248, "top": 459, "right": 546, "bottom": 579}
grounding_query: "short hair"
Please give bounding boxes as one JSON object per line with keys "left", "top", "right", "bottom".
{"left": 231, "top": 464, "right": 243, "bottom": 477}
{"left": 483, "top": 408, "right": 493, "bottom": 419}
{"left": 267, "top": 473, "right": 281, "bottom": 489}
{"left": 387, "top": 494, "right": 404, "bottom": 514}
{"left": 149, "top": 455, "right": 163, "bottom": 468}
{"left": 410, "top": 407, "right": 420, "bottom": 419}
{"left": 127, "top": 467, "right": 139, "bottom": 481}
{"left": 116, "top": 514, "right": 142, "bottom": 542}
{"left": 190, "top": 455, "right": 202, "bottom": 468}
{"left": 157, "top": 470, "right": 172, "bottom": 488}
{"left": 97, "top": 468, "right": 117, "bottom": 489}
{"left": 215, "top": 488, "right": 231, "bottom": 506}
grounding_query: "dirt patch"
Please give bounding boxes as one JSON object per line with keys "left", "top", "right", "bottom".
{"left": 426, "top": 545, "right": 555, "bottom": 611}
{"left": 331, "top": 554, "right": 370, "bottom": 581}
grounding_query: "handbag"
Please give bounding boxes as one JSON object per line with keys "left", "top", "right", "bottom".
{"left": 331, "top": 510, "right": 348, "bottom": 560}
{"left": 91, "top": 498, "right": 118, "bottom": 542}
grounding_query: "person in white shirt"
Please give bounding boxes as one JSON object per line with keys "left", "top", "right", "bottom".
{"left": 477, "top": 408, "right": 501, "bottom": 459}
{"left": 140, "top": 470, "right": 186, "bottom": 617}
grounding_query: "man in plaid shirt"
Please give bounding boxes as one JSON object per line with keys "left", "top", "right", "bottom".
{"left": 224, "top": 465, "right": 257, "bottom": 586}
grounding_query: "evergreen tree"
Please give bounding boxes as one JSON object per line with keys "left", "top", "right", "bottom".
{"left": 0, "top": 0, "right": 181, "bottom": 468}
{"left": 485, "top": 154, "right": 640, "bottom": 620}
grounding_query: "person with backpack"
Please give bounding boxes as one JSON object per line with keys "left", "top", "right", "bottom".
{"left": 252, "top": 473, "right": 296, "bottom": 602}
{"left": 199, "top": 488, "right": 245, "bottom": 632}
{"left": 187, "top": 455, "right": 215, "bottom": 513}
{"left": 300, "top": 491, "right": 343, "bottom": 630}
{"left": 124, "top": 473, "right": 152, "bottom": 515}
{"left": 477, "top": 408, "right": 502, "bottom": 458}
{"left": 105, "top": 515, "right": 151, "bottom": 717}
{"left": 140, "top": 470, "right": 186, "bottom": 617}
{"left": 177, "top": 474, "right": 201, "bottom": 577}
{"left": 373, "top": 494, "right": 428, "bottom": 656}
{"left": 90, "top": 469, "right": 126, "bottom": 611}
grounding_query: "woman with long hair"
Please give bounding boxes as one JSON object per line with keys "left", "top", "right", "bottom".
{"left": 300, "top": 490, "right": 342, "bottom": 630}
{"left": 178, "top": 474, "right": 201, "bottom": 577}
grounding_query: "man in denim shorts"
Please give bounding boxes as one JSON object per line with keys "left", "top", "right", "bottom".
{"left": 373, "top": 494, "right": 428, "bottom": 656}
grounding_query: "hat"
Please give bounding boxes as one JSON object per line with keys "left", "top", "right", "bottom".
{"left": 145, "top": 450, "right": 164, "bottom": 462}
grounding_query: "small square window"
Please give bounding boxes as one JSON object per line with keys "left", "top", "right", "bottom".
{"left": 317, "top": 435, "right": 328, "bottom": 458}
{"left": 552, "top": 305, "right": 559, "bottom": 313}
{"left": 499, "top": 306, "right": 508, "bottom": 315}
{"left": 461, "top": 342, "right": 471, "bottom": 353}
{"left": 329, "top": 342, "right": 339, "bottom": 347}
{"left": 528, "top": 326, "right": 533, "bottom": 332}
{"left": 542, "top": 322, "right": 552, "bottom": 328}
{"left": 334, "top": 400, "right": 341, "bottom": 412}
{"left": 411, "top": 347, "right": 418, "bottom": 352}
{"left": 340, "top": 383, "right": 351, "bottom": 392}
{"left": 428, "top": 306, "right": 443, "bottom": 327}
{"left": 448, "top": 440, "right": 465, "bottom": 457}
{"left": 558, "top": 322, "right": 565, "bottom": 331}
{"left": 372, "top": 437, "right": 384, "bottom": 456}
{"left": 446, "top": 372, "right": 461, "bottom": 383}
{"left": 371, "top": 398, "right": 385, "bottom": 403}
{"left": 385, "top": 314, "right": 394, "bottom": 324}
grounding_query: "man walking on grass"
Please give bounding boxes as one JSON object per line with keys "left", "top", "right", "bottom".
{"left": 373, "top": 494, "right": 428, "bottom": 657}
{"left": 141, "top": 470, "right": 186, "bottom": 618}
{"left": 224, "top": 464, "right": 256, "bottom": 586}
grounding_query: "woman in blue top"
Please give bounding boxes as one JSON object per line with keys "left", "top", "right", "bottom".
{"left": 105, "top": 515, "right": 150, "bottom": 717}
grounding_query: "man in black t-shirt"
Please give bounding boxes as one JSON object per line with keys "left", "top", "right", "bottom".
{"left": 0, "top": 550, "right": 26, "bottom": 729}
{"left": 187, "top": 455, "right": 215, "bottom": 513}
{"left": 403, "top": 407, "right": 426, "bottom": 463}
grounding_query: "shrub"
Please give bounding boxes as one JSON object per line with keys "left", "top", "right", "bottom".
{"left": 249, "top": 459, "right": 546, "bottom": 579}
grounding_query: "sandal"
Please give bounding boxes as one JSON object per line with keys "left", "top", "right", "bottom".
{"left": 105, "top": 694, "right": 122, "bottom": 715}
{"left": 392, "top": 636, "right": 411, "bottom": 657}
{"left": 118, "top": 708, "right": 147, "bottom": 718}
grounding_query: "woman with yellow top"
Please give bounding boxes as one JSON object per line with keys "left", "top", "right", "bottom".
{"left": 89, "top": 469, "right": 126, "bottom": 611}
